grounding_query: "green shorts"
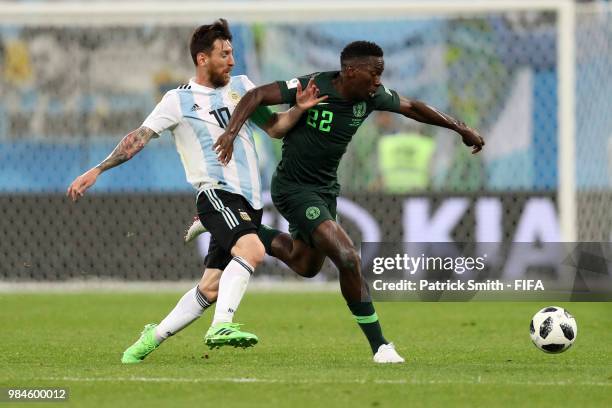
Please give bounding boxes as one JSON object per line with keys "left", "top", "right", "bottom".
{"left": 271, "top": 178, "right": 337, "bottom": 247}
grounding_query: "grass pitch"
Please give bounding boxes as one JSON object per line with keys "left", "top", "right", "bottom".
{"left": 0, "top": 291, "right": 610, "bottom": 407}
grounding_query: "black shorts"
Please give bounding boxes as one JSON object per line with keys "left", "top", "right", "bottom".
{"left": 196, "top": 189, "right": 262, "bottom": 270}
{"left": 271, "top": 176, "right": 337, "bottom": 247}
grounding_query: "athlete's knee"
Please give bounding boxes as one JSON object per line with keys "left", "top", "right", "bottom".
{"left": 288, "top": 243, "right": 325, "bottom": 278}
{"left": 294, "top": 261, "right": 322, "bottom": 278}
{"left": 231, "top": 233, "right": 265, "bottom": 268}
{"left": 337, "top": 246, "right": 361, "bottom": 274}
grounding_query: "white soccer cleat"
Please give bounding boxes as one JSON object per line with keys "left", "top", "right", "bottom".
{"left": 373, "top": 343, "right": 405, "bottom": 364}
{"left": 184, "top": 216, "right": 207, "bottom": 243}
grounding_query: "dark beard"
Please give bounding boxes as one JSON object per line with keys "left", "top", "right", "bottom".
{"left": 210, "top": 72, "right": 229, "bottom": 88}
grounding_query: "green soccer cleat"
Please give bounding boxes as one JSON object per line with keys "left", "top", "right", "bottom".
{"left": 121, "top": 323, "right": 160, "bottom": 364}
{"left": 204, "top": 323, "right": 258, "bottom": 349}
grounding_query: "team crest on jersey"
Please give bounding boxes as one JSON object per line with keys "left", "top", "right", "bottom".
{"left": 229, "top": 91, "right": 241, "bottom": 104}
{"left": 239, "top": 210, "right": 251, "bottom": 221}
{"left": 353, "top": 102, "right": 366, "bottom": 118}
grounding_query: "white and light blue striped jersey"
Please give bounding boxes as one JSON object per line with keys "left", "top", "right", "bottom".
{"left": 142, "top": 75, "right": 264, "bottom": 209}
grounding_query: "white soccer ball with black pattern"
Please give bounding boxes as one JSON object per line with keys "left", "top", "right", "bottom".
{"left": 529, "top": 306, "right": 577, "bottom": 353}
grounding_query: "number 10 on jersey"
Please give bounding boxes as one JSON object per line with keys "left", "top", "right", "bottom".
{"left": 306, "top": 109, "right": 333, "bottom": 133}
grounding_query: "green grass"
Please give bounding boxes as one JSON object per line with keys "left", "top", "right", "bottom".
{"left": 0, "top": 292, "right": 610, "bottom": 407}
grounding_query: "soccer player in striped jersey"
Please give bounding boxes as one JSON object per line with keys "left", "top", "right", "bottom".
{"left": 208, "top": 40, "right": 484, "bottom": 363}
{"left": 66, "top": 19, "right": 326, "bottom": 363}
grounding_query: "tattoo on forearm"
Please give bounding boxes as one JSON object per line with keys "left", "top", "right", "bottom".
{"left": 95, "top": 127, "right": 156, "bottom": 172}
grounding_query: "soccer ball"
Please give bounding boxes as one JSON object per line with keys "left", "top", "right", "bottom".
{"left": 529, "top": 306, "right": 577, "bottom": 353}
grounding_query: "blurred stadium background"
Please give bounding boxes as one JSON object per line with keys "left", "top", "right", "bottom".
{"left": 0, "top": 0, "right": 610, "bottom": 282}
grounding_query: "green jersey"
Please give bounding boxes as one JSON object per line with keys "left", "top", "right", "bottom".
{"left": 276, "top": 71, "right": 401, "bottom": 194}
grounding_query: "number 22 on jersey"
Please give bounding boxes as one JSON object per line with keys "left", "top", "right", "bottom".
{"left": 306, "top": 109, "right": 333, "bottom": 133}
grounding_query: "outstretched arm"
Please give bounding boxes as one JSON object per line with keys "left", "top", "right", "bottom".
{"left": 66, "top": 126, "right": 158, "bottom": 202}
{"left": 261, "top": 78, "right": 327, "bottom": 139}
{"left": 398, "top": 96, "right": 485, "bottom": 154}
{"left": 213, "top": 82, "right": 285, "bottom": 165}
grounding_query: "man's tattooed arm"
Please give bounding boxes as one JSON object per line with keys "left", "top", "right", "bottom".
{"left": 96, "top": 126, "right": 158, "bottom": 172}
{"left": 66, "top": 126, "right": 158, "bottom": 202}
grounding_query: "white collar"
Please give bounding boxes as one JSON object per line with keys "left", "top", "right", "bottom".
{"left": 189, "top": 77, "right": 229, "bottom": 92}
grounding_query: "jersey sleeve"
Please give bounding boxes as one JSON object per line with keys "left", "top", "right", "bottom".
{"left": 141, "top": 91, "right": 181, "bottom": 135}
{"left": 372, "top": 84, "right": 401, "bottom": 113}
{"left": 240, "top": 75, "right": 257, "bottom": 91}
{"left": 276, "top": 75, "right": 311, "bottom": 104}
{"left": 249, "top": 106, "right": 275, "bottom": 128}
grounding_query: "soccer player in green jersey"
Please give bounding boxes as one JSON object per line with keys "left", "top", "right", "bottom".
{"left": 210, "top": 41, "right": 485, "bottom": 363}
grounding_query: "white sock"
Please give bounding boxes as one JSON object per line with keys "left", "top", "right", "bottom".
{"left": 212, "top": 257, "right": 254, "bottom": 325}
{"left": 154, "top": 286, "right": 211, "bottom": 343}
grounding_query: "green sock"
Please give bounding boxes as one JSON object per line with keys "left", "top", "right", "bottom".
{"left": 347, "top": 301, "right": 388, "bottom": 354}
{"left": 257, "top": 224, "right": 282, "bottom": 256}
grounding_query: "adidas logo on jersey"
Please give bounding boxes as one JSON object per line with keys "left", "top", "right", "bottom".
{"left": 191, "top": 104, "right": 201, "bottom": 112}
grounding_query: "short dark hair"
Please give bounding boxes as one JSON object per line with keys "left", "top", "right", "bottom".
{"left": 190, "top": 19, "right": 232, "bottom": 65}
{"left": 340, "top": 41, "right": 383, "bottom": 67}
